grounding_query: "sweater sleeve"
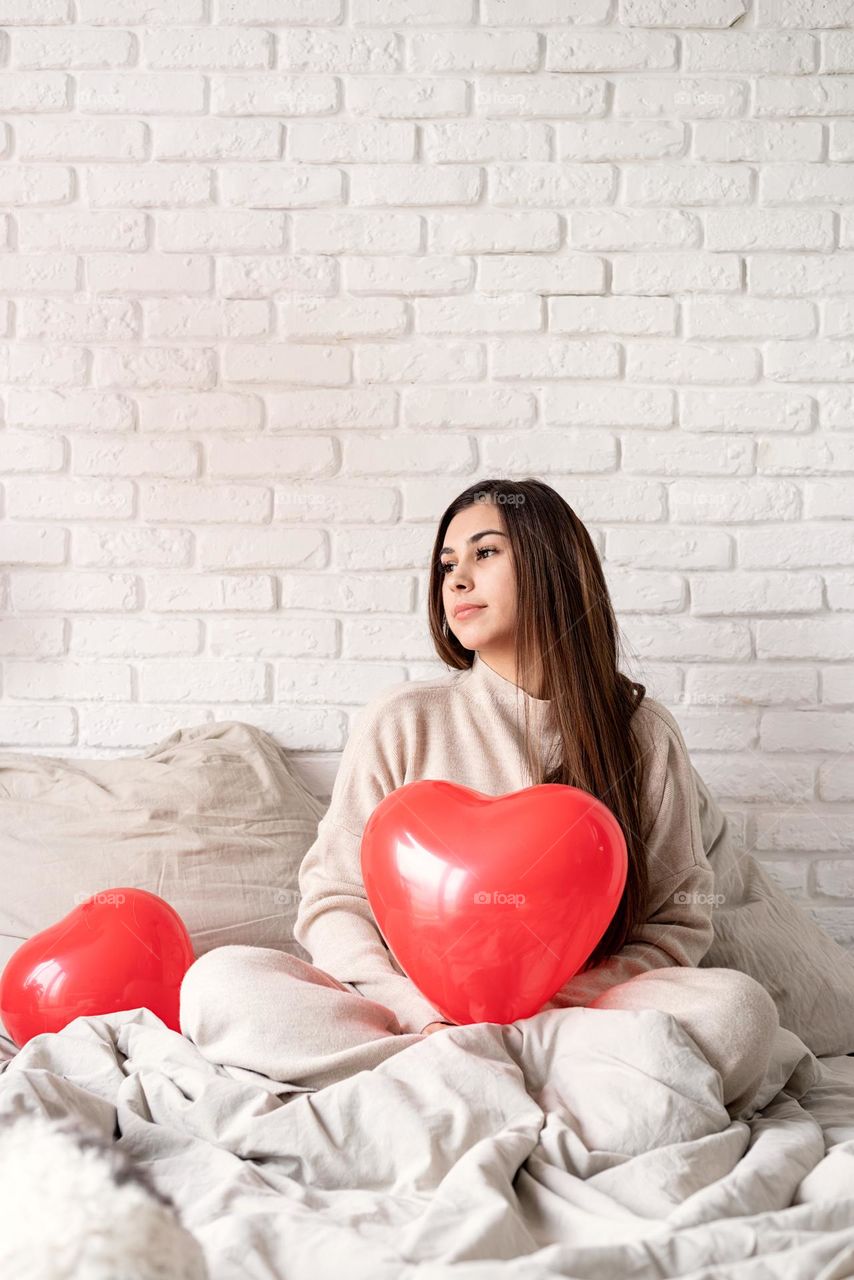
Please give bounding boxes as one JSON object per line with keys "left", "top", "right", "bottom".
{"left": 538, "top": 705, "right": 716, "bottom": 1012}
{"left": 293, "top": 690, "right": 446, "bottom": 1036}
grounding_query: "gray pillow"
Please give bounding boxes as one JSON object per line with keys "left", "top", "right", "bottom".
{"left": 0, "top": 719, "right": 325, "bottom": 1047}
{"left": 694, "top": 766, "right": 854, "bottom": 1058}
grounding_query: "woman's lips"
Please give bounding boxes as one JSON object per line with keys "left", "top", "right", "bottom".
{"left": 455, "top": 605, "right": 486, "bottom": 620}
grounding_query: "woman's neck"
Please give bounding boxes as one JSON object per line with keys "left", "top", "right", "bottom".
{"left": 475, "top": 648, "right": 545, "bottom": 700}
{"left": 471, "top": 649, "right": 549, "bottom": 704}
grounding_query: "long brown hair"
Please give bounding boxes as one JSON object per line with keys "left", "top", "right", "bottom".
{"left": 426, "top": 477, "right": 651, "bottom": 973}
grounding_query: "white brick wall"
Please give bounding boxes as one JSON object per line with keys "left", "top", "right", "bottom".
{"left": 0, "top": 0, "right": 852, "bottom": 938}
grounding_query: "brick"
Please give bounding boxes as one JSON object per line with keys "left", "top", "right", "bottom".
{"left": 692, "top": 571, "right": 822, "bottom": 614}
{"left": 11, "top": 571, "right": 138, "bottom": 611}
{"left": 6, "top": 389, "right": 134, "bottom": 431}
{"left": 12, "top": 26, "right": 134, "bottom": 67}
{"left": 350, "top": 164, "right": 480, "bottom": 206}
{"left": 16, "top": 118, "right": 147, "bottom": 160}
{"left": 0, "top": 705, "right": 75, "bottom": 747}
{"left": 475, "top": 74, "right": 607, "bottom": 116}
{"left": 276, "top": 296, "right": 407, "bottom": 338}
{"left": 94, "top": 345, "right": 216, "bottom": 389}
{"left": 353, "top": 0, "right": 473, "bottom": 20}
{"left": 5, "top": 660, "right": 131, "bottom": 700}
{"left": 0, "top": 618, "right": 65, "bottom": 658}
{"left": 685, "top": 298, "right": 816, "bottom": 340}
{"left": 0, "top": 165, "right": 72, "bottom": 204}
{"left": 280, "top": 28, "right": 400, "bottom": 72}
{"left": 683, "top": 31, "right": 816, "bottom": 73}
{"left": 424, "top": 121, "right": 550, "bottom": 161}
{"left": 550, "top": 295, "right": 675, "bottom": 335}
{"left": 294, "top": 210, "right": 421, "bottom": 253}
{"left": 0, "top": 431, "right": 64, "bottom": 472}
{"left": 619, "top": 0, "right": 747, "bottom": 24}
{"left": 0, "top": 72, "right": 69, "bottom": 111}
{"left": 17, "top": 210, "right": 147, "bottom": 251}
{"left": 265, "top": 384, "right": 396, "bottom": 430}
{"left": 615, "top": 76, "right": 747, "bottom": 118}
{"left": 626, "top": 341, "right": 759, "bottom": 384}
{"left": 143, "top": 298, "right": 269, "bottom": 340}
{"left": 147, "top": 574, "right": 275, "bottom": 611}
{"left": 491, "top": 338, "right": 620, "bottom": 378}
{"left": 612, "top": 253, "right": 740, "bottom": 294}
{"left": 608, "top": 526, "right": 731, "bottom": 568}
{"left": 77, "top": 73, "right": 205, "bottom": 113}
{"left": 139, "top": 660, "right": 267, "bottom": 702}
{"left": 155, "top": 119, "right": 281, "bottom": 161}
{"left": 144, "top": 28, "right": 271, "bottom": 69}
{"left": 757, "top": 618, "right": 854, "bottom": 661}
{"left": 545, "top": 384, "right": 674, "bottom": 427}
{"left": 8, "top": 477, "right": 133, "bottom": 520}
{"left": 218, "top": 254, "right": 336, "bottom": 297}
{"left": 0, "top": 524, "right": 66, "bottom": 564}
{"left": 705, "top": 209, "right": 834, "bottom": 252}
{"left": 344, "top": 254, "right": 474, "bottom": 292}
{"left": 409, "top": 30, "right": 538, "bottom": 72}
{"left": 415, "top": 293, "right": 541, "bottom": 333}
{"left": 184, "top": 390, "right": 293, "bottom": 432}
{"left": 683, "top": 385, "right": 816, "bottom": 433}
{"left": 669, "top": 478, "right": 800, "bottom": 522}
{"left": 206, "top": 436, "right": 334, "bottom": 478}
{"left": 621, "top": 432, "right": 752, "bottom": 474}
{"left": 547, "top": 29, "right": 675, "bottom": 70}
{"left": 354, "top": 341, "right": 484, "bottom": 383}
{"left": 765, "top": 341, "right": 854, "bottom": 382}
{"left": 220, "top": 164, "right": 341, "bottom": 207}
{"left": 140, "top": 480, "right": 271, "bottom": 523}
{"left": 693, "top": 120, "right": 822, "bottom": 161}
{"left": 740, "top": 524, "right": 854, "bottom": 568}
{"left": 72, "top": 435, "right": 199, "bottom": 477}
{"left": 73, "top": 526, "right": 194, "bottom": 567}
{"left": 350, "top": 76, "right": 466, "bottom": 117}
{"left": 623, "top": 162, "right": 752, "bottom": 205}
{"left": 18, "top": 297, "right": 138, "bottom": 341}
{"left": 71, "top": 616, "right": 201, "bottom": 656}
{"left": 403, "top": 385, "right": 536, "bottom": 428}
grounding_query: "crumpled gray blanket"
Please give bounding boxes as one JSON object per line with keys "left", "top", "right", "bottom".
{"left": 1, "top": 1003, "right": 853, "bottom": 1280}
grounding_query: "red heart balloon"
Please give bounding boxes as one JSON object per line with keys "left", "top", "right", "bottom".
{"left": 361, "top": 780, "right": 628, "bottom": 1026}
{"left": 0, "top": 887, "right": 195, "bottom": 1048}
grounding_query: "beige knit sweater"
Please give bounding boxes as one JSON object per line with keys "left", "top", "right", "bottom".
{"left": 294, "top": 651, "right": 717, "bottom": 1035}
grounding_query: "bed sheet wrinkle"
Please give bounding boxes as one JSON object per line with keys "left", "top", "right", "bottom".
{"left": 1, "top": 1005, "right": 854, "bottom": 1280}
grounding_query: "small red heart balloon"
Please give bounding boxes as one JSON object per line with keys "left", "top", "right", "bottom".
{"left": 0, "top": 887, "right": 195, "bottom": 1048}
{"left": 361, "top": 780, "right": 628, "bottom": 1026}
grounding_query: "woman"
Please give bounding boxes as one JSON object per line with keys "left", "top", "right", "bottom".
{"left": 180, "top": 478, "right": 779, "bottom": 1117}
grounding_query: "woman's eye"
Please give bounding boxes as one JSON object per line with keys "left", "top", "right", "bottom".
{"left": 439, "top": 546, "right": 497, "bottom": 575}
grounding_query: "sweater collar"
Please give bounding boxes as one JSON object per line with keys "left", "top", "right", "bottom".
{"left": 466, "top": 650, "right": 552, "bottom": 711}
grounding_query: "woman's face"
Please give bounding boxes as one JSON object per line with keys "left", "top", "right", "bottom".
{"left": 440, "top": 503, "right": 517, "bottom": 655}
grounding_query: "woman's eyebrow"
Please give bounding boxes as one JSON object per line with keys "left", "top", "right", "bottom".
{"left": 440, "top": 530, "right": 507, "bottom": 555}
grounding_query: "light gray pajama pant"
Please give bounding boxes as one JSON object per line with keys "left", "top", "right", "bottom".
{"left": 179, "top": 946, "right": 780, "bottom": 1120}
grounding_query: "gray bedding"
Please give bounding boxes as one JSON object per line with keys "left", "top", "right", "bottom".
{"left": 2, "top": 1003, "right": 854, "bottom": 1279}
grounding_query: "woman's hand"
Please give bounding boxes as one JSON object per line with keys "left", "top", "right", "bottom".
{"left": 421, "top": 1020, "right": 454, "bottom": 1035}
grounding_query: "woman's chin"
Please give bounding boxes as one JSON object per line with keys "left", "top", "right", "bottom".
{"left": 456, "top": 624, "right": 492, "bottom": 648}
